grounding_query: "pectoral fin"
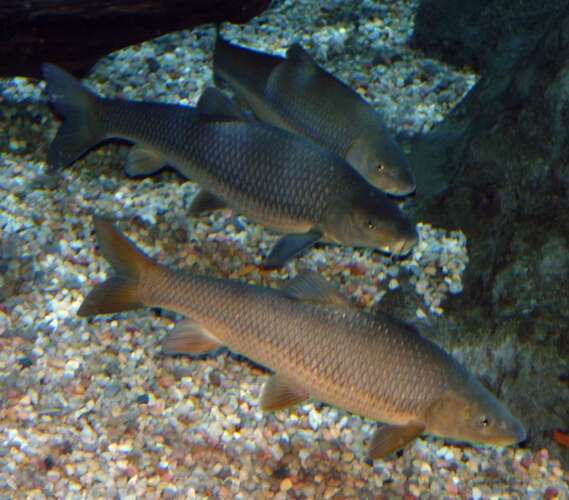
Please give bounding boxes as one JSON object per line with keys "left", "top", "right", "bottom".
{"left": 161, "top": 319, "right": 224, "bottom": 355}
{"left": 125, "top": 145, "right": 167, "bottom": 177}
{"left": 282, "top": 271, "right": 355, "bottom": 310}
{"left": 260, "top": 374, "right": 309, "bottom": 411}
{"left": 263, "top": 230, "right": 323, "bottom": 268}
{"left": 367, "top": 423, "right": 425, "bottom": 461}
{"left": 189, "top": 189, "right": 228, "bottom": 216}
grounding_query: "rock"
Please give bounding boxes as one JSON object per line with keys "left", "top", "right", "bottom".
{"left": 0, "top": 0, "right": 272, "bottom": 77}
{"left": 408, "top": 7, "right": 569, "bottom": 466}
{"left": 411, "top": 0, "right": 568, "bottom": 73}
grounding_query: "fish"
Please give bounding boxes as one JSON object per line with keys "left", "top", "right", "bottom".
{"left": 42, "top": 64, "right": 417, "bottom": 267}
{"left": 77, "top": 216, "right": 527, "bottom": 460}
{"left": 213, "top": 35, "right": 416, "bottom": 196}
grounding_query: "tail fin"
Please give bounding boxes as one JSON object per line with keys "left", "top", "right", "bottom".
{"left": 42, "top": 63, "right": 106, "bottom": 169}
{"left": 77, "top": 217, "right": 156, "bottom": 317}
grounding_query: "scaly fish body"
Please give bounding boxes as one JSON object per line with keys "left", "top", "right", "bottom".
{"left": 78, "top": 217, "right": 526, "bottom": 460}
{"left": 43, "top": 64, "right": 417, "bottom": 266}
{"left": 144, "top": 272, "right": 448, "bottom": 422}
{"left": 96, "top": 101, "right": 335, "bottom": 233}
{"left": 214, "top": 37, "right": 416, "bottom": 195}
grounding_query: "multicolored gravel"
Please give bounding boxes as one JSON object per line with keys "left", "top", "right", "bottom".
{"left": 1, "top": 0, "right": 567, "bottom": 497}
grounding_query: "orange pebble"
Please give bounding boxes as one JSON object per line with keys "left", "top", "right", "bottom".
{"left": 552, "top": 430, "right": 569, "bottom": 448}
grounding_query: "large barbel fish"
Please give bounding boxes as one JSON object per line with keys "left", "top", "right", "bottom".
{"left": 78, "top": 217, "right": 526, "bottom": 460}
{"left": 43, "top": 64, "right": 417, "bottom": 268}
{"left": 214, "top": 35, "right": 416, "bottom": 196}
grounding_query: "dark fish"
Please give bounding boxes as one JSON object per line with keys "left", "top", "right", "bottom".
{"left": 214, "top": 36, "right": 416, "bottom": 196}
{"left": 43, "top": 64, "right": 417, "bottom": 267}
{"left": 78, "top": 217, "right": 526, "bottom": 460}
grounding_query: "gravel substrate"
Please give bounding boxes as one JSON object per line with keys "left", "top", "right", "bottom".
{"left": 1, "top": 0, "right": 567, "bottom": 497}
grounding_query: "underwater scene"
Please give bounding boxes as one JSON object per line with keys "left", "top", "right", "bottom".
{"left": 1, "top": 0, "right": 568, "bottom": 497}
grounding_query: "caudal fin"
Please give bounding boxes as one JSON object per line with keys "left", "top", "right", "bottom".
{"left": 77, "top": 217, "right": 156, "bottom": 317}
{"left": 42, "top": 63, "right": 106, "bottom": 169}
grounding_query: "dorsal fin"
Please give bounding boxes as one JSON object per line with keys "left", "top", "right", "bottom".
{"left": 282, "top": 271, "right": 355, "bottom": 310}
{"left": 265, "top": 45, "right": 319, "bottom": 102}
{"left": 197, "top": 87, "right": 246, "bottom": 121}
{"left": 286, "top": 44, "right": 318, "bottom": 69}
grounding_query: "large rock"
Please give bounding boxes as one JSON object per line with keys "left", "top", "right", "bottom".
{"left": 412, "top": 0, "right": 568, "bottom": 73}
{"left": 405, "top": 6, "right": 569, "bottom": 465}
{"left": 0, "top": 0, "right": 271, "bottom": 78}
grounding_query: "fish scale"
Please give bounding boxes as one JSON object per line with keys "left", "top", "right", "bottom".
{"left": 141, "top": 266, "right": 458, "bottom": 423}
{"left": 101, "top": 100, "right": 344, "bottom": 227}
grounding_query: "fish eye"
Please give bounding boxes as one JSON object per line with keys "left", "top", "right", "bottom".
{"left": 479, "top": 416, "right": 491, "bottom": 428}
{"left": 376, "top": 164, "right": 385, "bottom": 174}
{"left": 367, "top": 220, "right": 376, "bottom": 230}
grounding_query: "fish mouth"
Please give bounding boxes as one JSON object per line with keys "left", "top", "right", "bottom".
{"left": 389, "top": 182, "right": 416, "bottom": 198}
{"left": 382, "top": 238, "right": 415, "bottom": 256}
{"left": 382, "top": 170, "right": 416, "bottom": 197}
{"left": 512, "top": 421, "right": 527, "bottom": 444}
{"left": 391, "top": 231, "right": 418, "bottom": 256}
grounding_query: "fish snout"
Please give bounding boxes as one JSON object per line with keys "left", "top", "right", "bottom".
{"left": 382, "top": 164, "right": 416, "bottom": 197}
{"left": 392, "top": 176, "right": 416, "bottom": 198}
{"left": 492, "top": 416, "right": 526, "bottom": 446}
{"left": 511, "top": 419, "right": 527, "bottom": 444}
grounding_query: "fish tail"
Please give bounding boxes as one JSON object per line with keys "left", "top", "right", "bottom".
{"left": 77, "top": 217, "right": 158, "bottom": 317}
{"left": 42, "top": 63, "right": 106, "bottom": 169}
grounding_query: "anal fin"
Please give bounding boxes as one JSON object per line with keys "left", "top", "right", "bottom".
{"left": 125, "top": 145, "right": 167, "bottom": 177}
{"left": 367, "top": 423, "right": 425, "bottom": 460}
{"left": 260, "top": 374, "right": 309, "bottom": 411}
{"left": 161, "top": 319, "right": 224, "bottom": 355}
{"left": 189, "top": 189, "right": 228, "bottom": 216}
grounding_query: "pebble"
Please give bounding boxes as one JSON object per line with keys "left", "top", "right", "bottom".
{"left": 0, "top": 0, "right": 565, "bottom": 498}
{"left": 280, "top": 478, "right": 293, "bottom": 492}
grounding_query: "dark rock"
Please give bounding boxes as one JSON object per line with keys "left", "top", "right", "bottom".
{"left": 136, "top": 394, "right": 149, "bottom": 404}
{"left": 371, "top": 46, "right": 402, "bottom": 66}
{"left": 146, "top": 57, "right": 161, "bottom": 73}
{"left": 408, "top": 8, "right": 569, "bottom": 466}
{"left": 17, "top": 356, "right": 33, "bottom": 368}
{"left": 412, "top": 0, "right": 568, "bottom": 74}
{"left": 0, "top": 0, "right": 272, "bottom": 78}
{"left": 271, "top": 465, "right": 289, "bottom": 479}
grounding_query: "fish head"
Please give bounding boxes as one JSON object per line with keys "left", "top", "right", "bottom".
{"left": 327, "top": 189, "right": 418, "bottom": 256}
{"left": 346, "top": 133, "right": 416, "bottom": 196}
{"left": 425, "top": 379, "right": 526, "bottom": 447}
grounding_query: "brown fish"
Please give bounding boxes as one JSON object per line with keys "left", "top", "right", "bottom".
{"left": 78, "top": 217, "right": 526, "bottom": 460}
